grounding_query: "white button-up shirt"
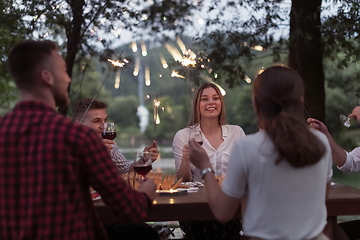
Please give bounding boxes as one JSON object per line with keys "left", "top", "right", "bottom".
{"left": 338, "top": 146, "right": 360, "bottom": 173}
{"left": 172, "top": 124, "right": 245, "bottom": 182}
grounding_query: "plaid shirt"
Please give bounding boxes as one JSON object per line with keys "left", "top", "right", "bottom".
{"left": 111, "top": 142, "right": 132, "bottom": 174}
{"left": 0, "top": 101, "right": 151, "bottom": 240}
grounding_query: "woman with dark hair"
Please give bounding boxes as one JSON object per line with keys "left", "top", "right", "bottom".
{"left": 188, "top": 66, "right": 332, "bottom": 240}
{"left": 172, "top": 83, "right": 245, "bottom": 239}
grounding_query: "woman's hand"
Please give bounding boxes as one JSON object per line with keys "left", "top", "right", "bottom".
{"left": 182, "top": 144, "right": 190, "bottom": 162}
{"left": 188, "top": 138, "right": 211, "bottom": 170}
{"left": 307, "top": 118, "right": 330, "bottom": 136}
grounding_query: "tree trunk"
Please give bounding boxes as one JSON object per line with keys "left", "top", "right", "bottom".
{"left": 58, "top": 0, "right": 85, "bottom": 116}
{"left": 288, "top": 0, "right": 325, "bottom": 121}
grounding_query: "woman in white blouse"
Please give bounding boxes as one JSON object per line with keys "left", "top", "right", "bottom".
{"left": 173, "top": 82, "right": 245, "bottom": 182}
{"left": 172, "top": 83, "right": 245, "bottom": 239}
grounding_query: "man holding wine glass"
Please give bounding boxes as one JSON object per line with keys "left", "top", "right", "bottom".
{"left": 308, "top": 106, "right": 360, "bottom": 240}
{"left": 307, "top": 106, "right": 360, "bottom": 173}
{"left": 0, "top": 40, "right": 157, "bottom": 240}
{"left": 72, "top": 98, "right": 159, "bottom": 174}
{"left": 72, "top": 98, "right": 160, "bottom": 240}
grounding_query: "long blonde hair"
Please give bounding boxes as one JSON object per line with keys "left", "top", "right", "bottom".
{"left": 188, "top": 83, "right": 227, "bottom": 127}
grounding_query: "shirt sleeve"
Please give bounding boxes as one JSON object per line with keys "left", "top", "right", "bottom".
{"left": 172, "top": 129, "right": 188, "bottom": 172}
{"left": 221, "top": 139, "right": 247, "bottom": 199}
{"left": 111, "top": 142, "right": 131, "bottom": 174}
{"left": 338, "top": 147, "right": 360, "bottom": 173}
{"left": 79, "top": 127, "right": 151, "bottom": 222}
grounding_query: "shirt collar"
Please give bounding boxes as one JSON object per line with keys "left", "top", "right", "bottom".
{"left": 14, "top": 101, "right": 57, "bottom": 113}
{"left": 192, "top": 124, "right": 228, "bottom": 138}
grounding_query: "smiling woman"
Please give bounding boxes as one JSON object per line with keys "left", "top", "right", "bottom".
{"left": 173, "top": 83, "right": 245, "bottom": 182}
{"left": 172, "top": 82, "right": 246, "bottom": 239}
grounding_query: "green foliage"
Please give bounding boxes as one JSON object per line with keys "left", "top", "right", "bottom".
{"left": 144, "top": 95, "right": 191, "bottom": 145}
{"left": 108, "top": 95, "right": 139, "bottom": 129}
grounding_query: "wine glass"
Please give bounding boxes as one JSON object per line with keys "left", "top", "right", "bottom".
{"left": 133, "top": 151, "right": 152, "bottom": 179}
{"left": 339, "top": 115, "right": 351, "bottom": 128}
{"left": 194, "top": 133, "right": 203, "bottom": 146}
{"left": 102, "top": 122, "right": 117, "bottom": 140}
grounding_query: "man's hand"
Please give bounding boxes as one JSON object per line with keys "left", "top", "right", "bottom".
{"left": 307, "top": 118, "right": 330, "bottom": 136}
{"left": 103, "top": 139, "right": 114, "bottom": 150}
{"left": 138, "top": 177, "right": 156, "bottom": 201}
{"left": 143, "top": 140, "right": 159, "bottom": 162}
{"left": 188, "top": 138, "right": 211, "bottom": 170}
{"left": 349, "top": 106, "right": 360, "bottom": 121}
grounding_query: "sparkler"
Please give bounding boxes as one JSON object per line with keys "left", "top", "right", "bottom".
{"left": 79, "top": 52, "right": 128, "bottom": 123}
{"left": 153, "top": 94, "right": 161, "bottom": 131}
{"left": 171, "top": 70, "right": 185, "bottom": 78}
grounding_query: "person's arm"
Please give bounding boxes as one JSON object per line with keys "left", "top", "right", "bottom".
{"left": 111, "top": 143, "right": 132, "bottom": 173}
{"left": 307, "top": 118, "right": 347, "bottom": 168}
{"left": 188, "top": 138, "right": 240, "bottom": 223}
{"left": 173, "top": 130, "right": 192, "bottom": 182}
{"left": 81, "top": 128, "right": 156, "bottom": 222}
{"left": 348, "top": 106, "right": 360, "bottom": 120}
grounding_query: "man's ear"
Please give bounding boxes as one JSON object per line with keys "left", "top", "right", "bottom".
{"left": 40, "top": 69, "right": 54, "bottom": 86}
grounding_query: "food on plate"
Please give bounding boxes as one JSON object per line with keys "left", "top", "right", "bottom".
{"left": 121, "top": 172, "right": 185, "bottom": 190}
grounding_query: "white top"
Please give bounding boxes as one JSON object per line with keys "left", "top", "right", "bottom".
{"left": 338, "top": 147, "right": 360, "bottom": 173}
{"left": 222, "top": 130, "right": 332, "bottom": 240}
{"left": 172, "top": 124, "right": 245, "bottom": 182}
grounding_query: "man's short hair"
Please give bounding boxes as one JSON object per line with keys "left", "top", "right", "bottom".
{"left": 72, "top": 98, "right": 108, "bottom": 121}
{"left": 7, "top": 40, "right": 58, "bottom": 90}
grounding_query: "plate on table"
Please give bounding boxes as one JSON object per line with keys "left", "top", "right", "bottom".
{"left": 156, "top": 189, "right": 188, "bottom": 196}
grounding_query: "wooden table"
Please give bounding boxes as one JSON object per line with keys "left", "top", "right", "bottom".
{"left": 94, "top": 183, "right": 360, "bottom": 239}
{"left": 324, "top": 183, "right": 360, "bottom": 238}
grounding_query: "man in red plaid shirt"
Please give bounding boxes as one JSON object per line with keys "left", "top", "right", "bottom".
{"left": 0, "top": 40, "right": 156, "bottom": 240}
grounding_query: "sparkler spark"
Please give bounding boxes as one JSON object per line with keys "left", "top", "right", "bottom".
{"left": 141, "top": 40, "right": 147, "bottom": 56}
{"left": 176, "top": 36, "right": 187, "bottom": 54}
{"left": 165, "top": 44, "right": 182, "bottom": 61}
{"left": 153, "top": 95, "right": 161, "bottom": 131}
{"left": 145, "top": 64, "right": 151, "bottom": 86}
{"left": 107, "top": 58, "right": 129, "bottom": 67}
{"left": 114, "top": 69, "right": 120, "bottom": 89}
{"left": 244, "top": 75, "right": 252, "bottom": 83}
{"left": 131, "top": 41, "right": 137, "bottom": 52}
{"left": 180, "top": 49, "right": 196, "bottom": 67}
{"left": 80, "top": 52, "right": 125, "bottom": 123}
{"left": 159, "top": 55, "right": 168, "bottom": 69}
{"left": 171, "top": 71, "right": 185, "bottom": 78}
{"left": 133, "top": 58, "right": 140, "bottom": 76}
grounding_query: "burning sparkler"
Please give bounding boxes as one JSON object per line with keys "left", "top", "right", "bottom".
{"left": 107, "top": 58, "right": 129, "bottom": 67}
{"left": 171, "top": 70, "right": 185, "bottom": 78}
{"left": 153, "top": 94, "right": 161, "bottom": 131}
{"left": 80, "top": 53, "right": 128, "bottom": 123}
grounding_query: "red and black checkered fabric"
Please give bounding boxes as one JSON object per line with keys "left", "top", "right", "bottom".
{"left": 0, "top": 101, "right": 151, "bottom": 240}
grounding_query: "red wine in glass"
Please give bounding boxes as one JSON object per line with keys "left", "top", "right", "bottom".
{"left": 102, "top": 132, "right": 117, "bottom": 140}
{"left": 102, "top": 122, "right": 116, "bottom": 140}
{"left": 134, "top": 165, "right": 152, "bottom": 176}
{"left": 195, "top": 134, "right": 203, "bottom": 146}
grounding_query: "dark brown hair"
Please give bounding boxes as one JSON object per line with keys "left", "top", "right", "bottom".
{"left": 253, "top": 66, "right": 325, "bottom": 168}
{"left": 72, "top": 98, "right": 108, "bottom": 121}
{"left": 188, "top": 83, "right": 227, "bottom": 126}
{"left": 7, "top": 40, "right": 58, "bottom": 90}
